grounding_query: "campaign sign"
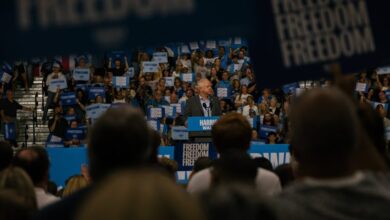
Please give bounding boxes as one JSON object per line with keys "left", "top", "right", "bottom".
{"left": 181, "top": 73, "right": 195, "bottom": 83}
{"left": 165, "top": 77, "right": 174, "bottom": 87}
{"left": 355, "top": 82, "right": 368, "bottom": 93}
{"left": 60, "top": 92, "right": 77, "bottom": 106}
{"left": 88, "top": 87, "right": 105, "bottom": 100}
{"left": 1, "top": 71, "right": 12, "bottom": 84}
{"left": 251, "top": 1, "right": 390, "bottom": 88}
{"left": 112, "top": 76, "right": 129, "bottom": 88}
{"left": 248, "top": 142, "right": 290, "bottom": 168}
{"left": 143, "top": 61, "right": 159, "bottom": 73}
{"left": 187, "top": 116, "right": 219, "bottom": 132}
{"left": 175, "top": 142, "right": 218, "bottom": 184}
{"left": 158, "top": 146, "right": 175, "bottom": 160}
{"left": 170, "top": 103, "right": 182, "bottom": 114}
{"left": 45, "top": 134, "right": 64, "bottom": 148}
{"left": 148, "top": 107, "right": 165, "bottom": 119}
{"left": 217, "top": 87, "right": 228, "bottom": 98}
{"left": 126, "top": 67, "right": 135, "bottom": 79}
{"left": 4, "top": 123, "right": 16, "bottom": 140}
{"left": 153, "top": 52, "right": 168, "bottom": 63}
{"left": 171, "top": 126, "right": 189, "bottom": 140}
{"left": 259, "top": 125, "right": 278, "bottom": 139}
{"left": 377, "top": 66, "right": 390, "bottom": 75}
{"left": 73, "top": 68, "right": 90, "bottom": 81}
{"left": 47, "top": 148, "right": 88, "bottom": 187}
{"left": 189, "top": 42, "right": 200, "bottom": 50}
{"left": 162, "top": 105, "right": 176, "bottom": 118}
{"left": 147, "top": 120, "right": 161, "bottom": 131}
{"left": 65, "top": 128, "right": 85, "bottom": 141}
{"left": 282, "top": 82, "right": 299, "bottom": 94}
{"left": 206, "top": 40, "right": 217, "bottom": 49}
{"left": 49, "top": 79, "right": 68, "bottom": 90}
{"left": 86, "top": 103, "right": 110, "bottom": 119}
{"left": 109, "top": 51, "right": 126, "bottom": 68}
{"left": 75, "top": 84, "right": 90, "bottom": 93}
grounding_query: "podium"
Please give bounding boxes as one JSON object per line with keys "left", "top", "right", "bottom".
{"left": 187, "top": 117, "right": 219, "bottom": 142}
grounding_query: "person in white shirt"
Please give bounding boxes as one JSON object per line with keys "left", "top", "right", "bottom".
{"left": 43, "top": 63, "right": 67, "bottom": 122}
{"left": 187, "top": 113, "right": 282, "bottom": 196}
{"left": 241, "top": 96, "right": 259, "bottom": 117}
{"left": 13, "top": 147, "right": 60, "bottom": 209}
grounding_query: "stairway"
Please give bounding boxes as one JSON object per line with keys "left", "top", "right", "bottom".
{"left": 0, "top": 77, "right": 51, "bottom": 147}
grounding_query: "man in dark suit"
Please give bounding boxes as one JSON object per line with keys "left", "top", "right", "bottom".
{"left": 184, "top": 79, "right": 221, "bottom": 117}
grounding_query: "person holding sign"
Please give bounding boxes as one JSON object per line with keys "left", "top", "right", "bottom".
{"left": 72, "top": 56, "right": 92, "bottom": 84}
{"left": 108, "top": 56, "right": 129, "bottom": 78}
{"left": 215, "top": 71, "right": 233, "bottom": 99}
{"left": 184, "top": 79, "right": 221, "bottom": 117}
{"left": 0, "top": 90, "right": 33, "bottom": 146}
{"left": 145, "top": 89, "right": 169, "bottom": 112}
{"left": 241, "top": 96, "right": 259, "bottom": 118}
{"left": 43, "top": 63, "right": 67, "bottom": 122}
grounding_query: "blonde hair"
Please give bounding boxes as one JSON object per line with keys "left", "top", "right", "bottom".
{"left": 62, "top": 175, "right": 89, "bottom": 197}
{"left": 76, "top": 170, "right": 205, "bottom": 220}
{"left": 0, "top": 167, "right": 37, "bottom": 210}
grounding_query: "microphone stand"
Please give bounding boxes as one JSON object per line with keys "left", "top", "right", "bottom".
{"left": 32, "top": 92, "right": 38, "bottom": 145}
{"left": 23, "top": 124, "right": 28, "bottom": 148}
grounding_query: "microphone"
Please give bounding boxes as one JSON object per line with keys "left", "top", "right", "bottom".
{"left": 202, "top": 103, "right": 211, "bottom": 116}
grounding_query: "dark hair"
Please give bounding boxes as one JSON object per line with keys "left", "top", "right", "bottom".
{"left": 212, "top": 113, "right": 252, "bottom": 153}
{"left": 211, "top": 149, "right": 257, "bottom": 188}
{"left": 274, "top": 164, "right": 295, "bottom": 188}
{"left": 0, "top": 141, "right": 13, "bottom": 172}
{"left": 193, "top": 157, "right": 213, "bottom": 173}
{"left": 13, "top": 146, "right": 50, "bottom": 185}
{"left": 47, "top": 181, "right": 58, "bottom": 196}
{"left": 88, "top": 107, "right": 150, "bottom": 181}
{"left": 253, "top": 157, "right": 273, "bottom": 172}
{"left": 289, "top": 89, "right": 359, "bottom": 174}
{"left": 148, "top": 129, "right": 161, "bottom": 164}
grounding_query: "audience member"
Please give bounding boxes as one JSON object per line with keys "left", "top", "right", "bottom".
{"left": 13, "top": 146, "right": 59, "bottom": 209}
{"left": 272, "top": 88, "right": 390, "bottom": 220}
{"left": 187, "top": 112, "right": 281, "bottom": 196}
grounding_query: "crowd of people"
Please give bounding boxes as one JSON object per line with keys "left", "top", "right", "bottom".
{"left": 0, "top": 84, "right": 390, "bottom": 220}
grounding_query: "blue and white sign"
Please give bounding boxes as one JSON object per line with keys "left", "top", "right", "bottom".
{"left": 355, "top": 82, "right": 368, "bottom": 93}
{"left": 165, "top": 77, "right": 174, "bottom": 87}
{"left": 259, "top": 125, "right": 278, "bottom": 139}
{"left": 49, "top": 79, "right": 68, "bottom": 90}
{"left": 60, "top": 92, "right": 77, "bottom": 106}
{"left": 189, "top": 42, "right": 200, "bottom": 50}
{"left": 148, "top": 120, "right": 161, "bottom": 131}
{"left": 171, "top": 126, "right": 189, "bottom": 140}
{"left": 206, "top": 40, "right": 217, "bottom": 49}
{"left": 282, "top": 82, "right": 299, "bottom": 94}
{"left": 187, "top": 116, "right": 219, "bottom": 132}
{"left": 175, "top": 142, "right": 217, "bottom": 184}
{"left": 1, "top": 71, "right": 12, "bottom": 84}
{"left": 73, "top": 68, "right": 90, "bottom": 81}
{"left": 148, "top": 107, "right": 164, "bottom": 119}
{"left": 153, "top": 52, "right": 168, "bottom": 63}
{"left": 143, "top": 61, "right": 159, "bottom": 73}
{"left": 4, "top": 123, "right": 16, "bottom": 140}
{"left": 88, "top": 87, "right": 105, "bottom": 100}
{"left": 45, "top": 134, "right": 64, "bottom": 148}
{"left": 217, "top": 87, "right": 228, "bottom": 98}
{"left": 377, "top": 66, "right": 390, "bottom": 75}
{"left": 112, "top": 76, "right": 129, "bottom": 88}
{"left": 75, "top": 84, "right": 90, "bottom": 93}
{"left": 248, "top": 143, "right": 290, "bottom": 168}
{"left": 170, "top": 103, "right": 182, "bottom": 114}
{"left": 181, "top": 73, "right": 195, "bottom": 83}
{"left": 65, "top": 128, "right": 85, "bottom": 141}
{"left": 86, "top": 103, "right": 110, "bottom": 119}
{"left": 162, "top": 105, "right": 176, "bottom": 118}
{"left": 126, "top": 67, "right": 135, "bottom": 79}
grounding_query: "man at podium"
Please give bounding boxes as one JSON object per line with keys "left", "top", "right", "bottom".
{"left": 184, "top": 79, "right": 221, "bottom": 117}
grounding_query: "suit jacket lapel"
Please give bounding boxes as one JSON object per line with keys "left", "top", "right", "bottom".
{"left": 195, "top": 96, "right": 205, "bottom": 116}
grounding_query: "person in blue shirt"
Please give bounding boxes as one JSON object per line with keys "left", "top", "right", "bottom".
{"left": 215, "top": 71, "right": 233, "bottom": 99}
{"left": 145, "top": 89, "right": 169, "bottom": 112}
